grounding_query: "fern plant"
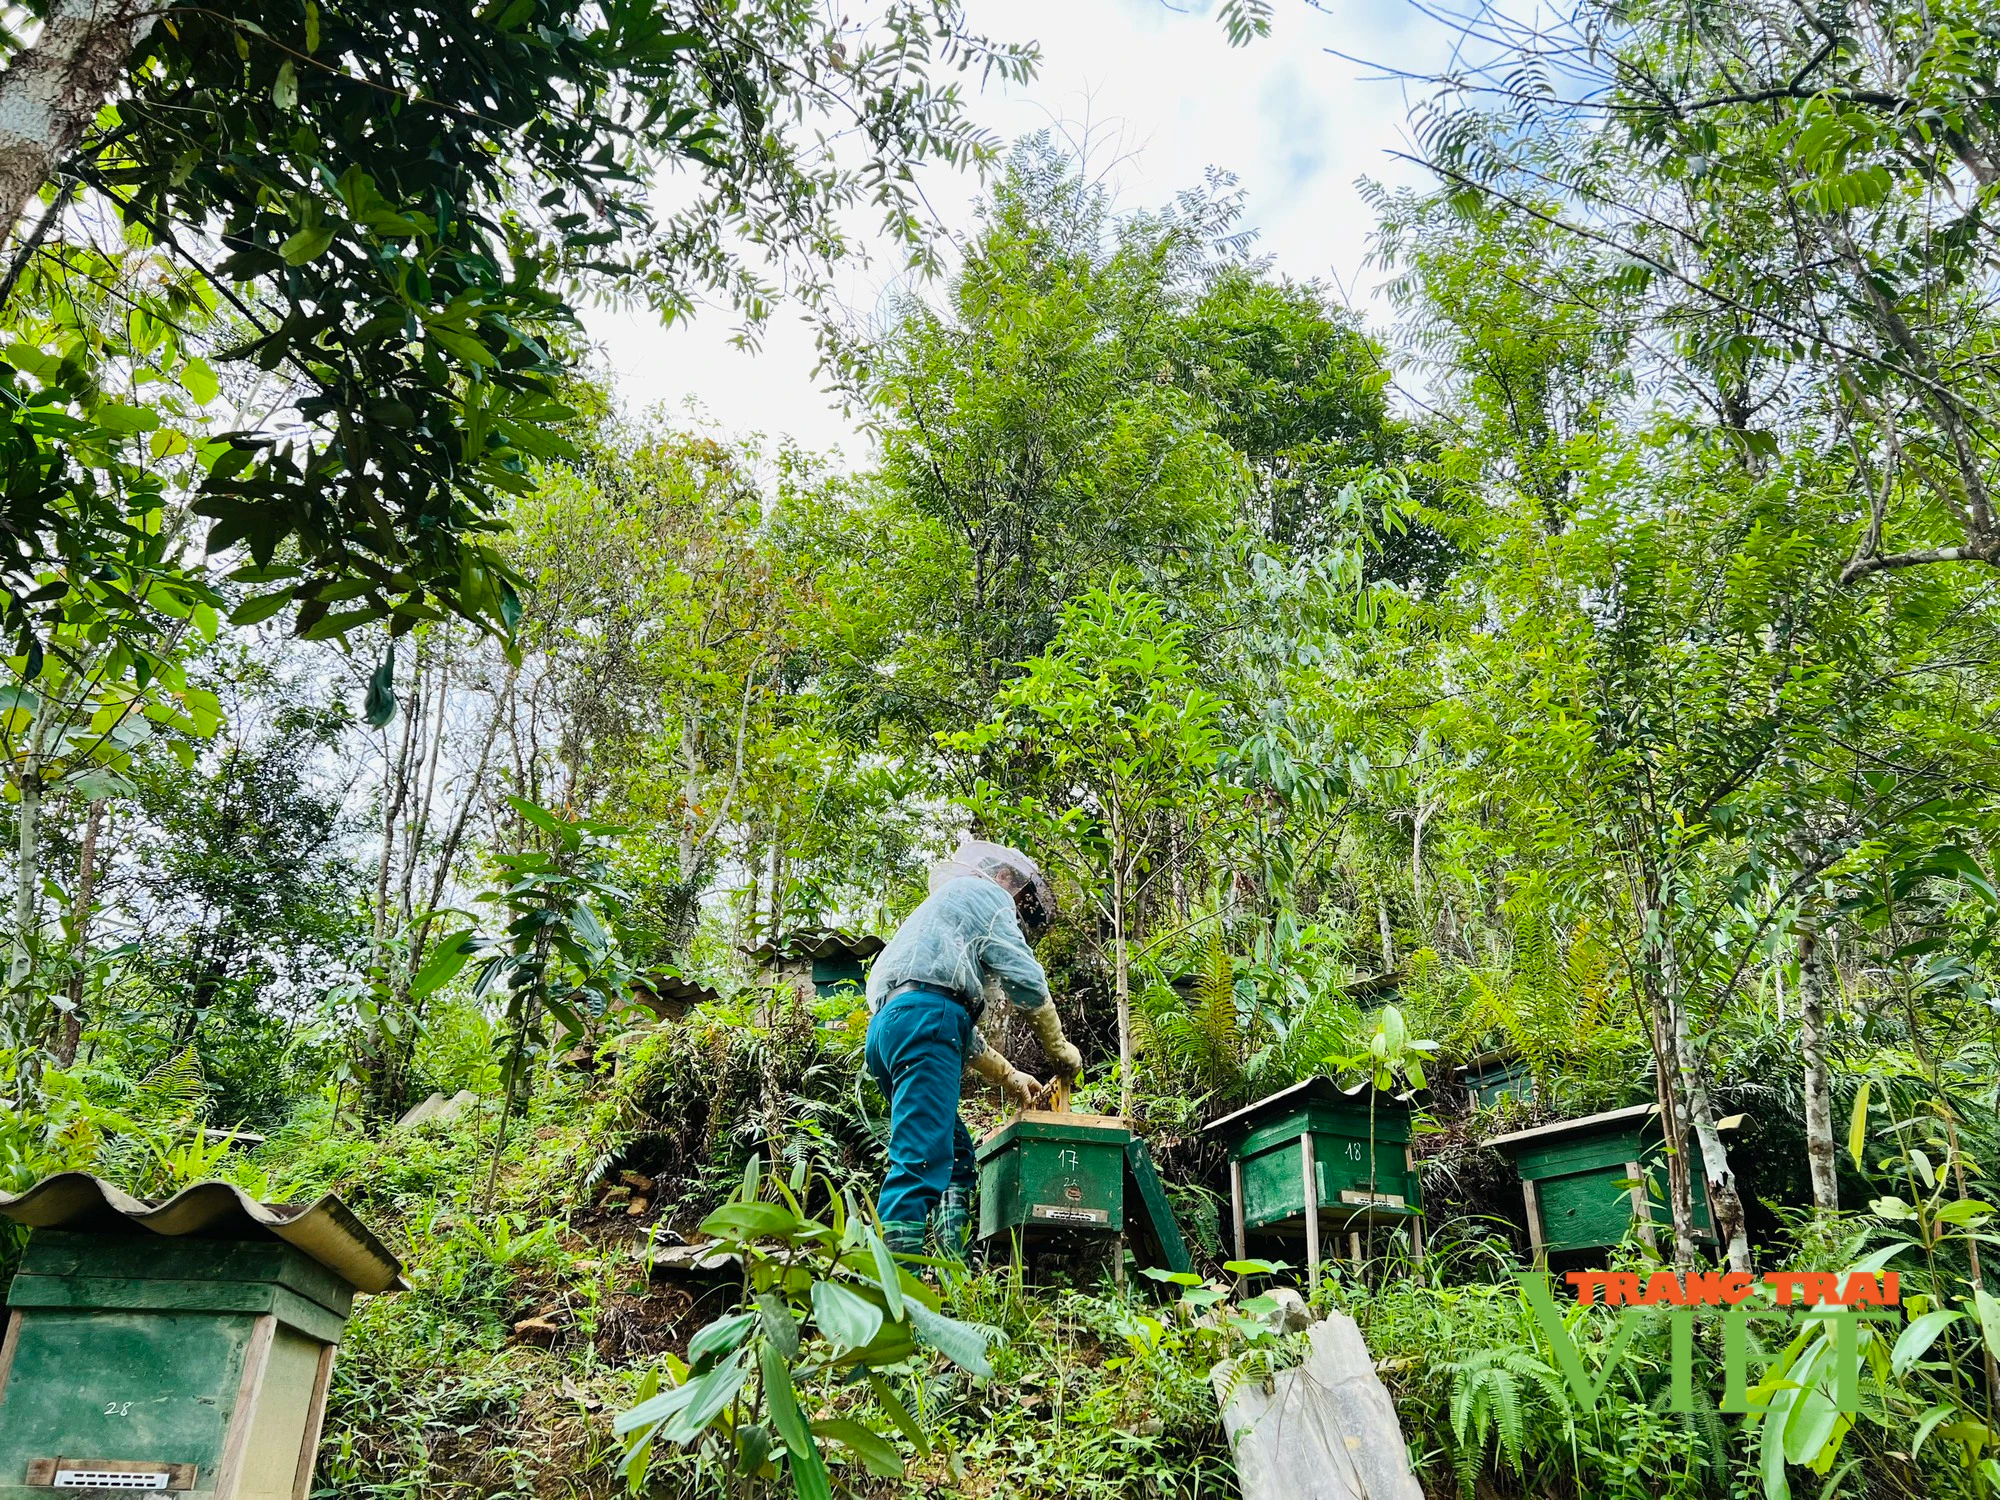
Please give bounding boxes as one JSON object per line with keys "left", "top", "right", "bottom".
{"left": 1446, "top": 1346, "right": 1570, "bottom": 1498}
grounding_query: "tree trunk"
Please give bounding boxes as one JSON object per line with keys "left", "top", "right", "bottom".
{"left": 54, "top": 796, "right": 104, "bottom": 1067}
{"left": 1672, "top": 985, "right": 1753, "bottom": 1272}
{"left": 1636, "top": 881, "right": 1699, "bottom": 1267}
{"left": 1113, "top": 860, "right": 1133, "bottom": 1121}
{"left": 1649, "top": 989, "right": 1699, "bottom": 1268}
{"left": 10, "top": 757, "right": 41, "bottom": 995}
{"left": 0, "top": 0, "right": 166, "bottom": 245}
{"left": 1798, "top": 920, "right": 1839, "bottom": 1212}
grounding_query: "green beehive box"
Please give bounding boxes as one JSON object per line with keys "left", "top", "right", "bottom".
{"left": 975, "top": 1113, "right": 1191, "bottom": 1276}
{"left": 0, "top": 1174, "right": 402, "bottom": 1500}
{"left": 1462, "top": 1050, "right": 1535, "bottom": 1108}
{"left": 1205, "top": 1078, "right": 1425, "bottom": 1279}
{"left": 1485, "top": 1104, "right": 1714, "bottom": 1259}
{"left": 978, "top": 1112, "right": 1130, "bottom": 1237}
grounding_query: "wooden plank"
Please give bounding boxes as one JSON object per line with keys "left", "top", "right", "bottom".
{"left": 23, "top": 1458, "right": 197, "bottom": 1489}
{"left": 1627, "top": 1160, "right": 1658, "bottom": 1252}
{"left": 292, "top": 1344, "right": 338, "bottom": 1500}
{"left": 1406, "top": 1145, "right": 1425, "bottom": 1268}
{"left": 1299, "top": 1132, "right": 1320, "bottom": 1285}
{"left": 1229, "top": 1159, "right": 1246, "bottom": 1261}
{"left": 213, "top": 1313, "right": 276, "bottom": 1500}
{"left": 0, "top": 1308, "right": 20, "bottom": 1411}
{"left": 20, "top": 1233, "right": 354, "bottom": 1317}
{"left": 7, "top": 1276, "right": 281, "bottom": 1315}
{"left": 1123, "top": 1138, "right": 1192, "bottom": 1274}
{"left": 1522, "top": 1178, "right": 1546, "bottom": 1268}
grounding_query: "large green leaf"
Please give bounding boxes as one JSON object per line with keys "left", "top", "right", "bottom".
{"left": 686, "top": 1310, "right": 755, "bottom": 1367}
{"left": 701, "top": 1201, "right": 802, "bottom": 1241}
{"left": 811, "top": 1279, "right": 883, "bottom": 1353}
{"left": 613, "top": 1376, "right": 699, "bottom": 1436}
{"left": 1972, "top": 1288, "right": 2000, "bottom": 1363}
{"left": 409, "top": 930, "right": 479, "bottom": 999}
{"left": 866, "top": 1372, "right": 930, "bottom": 1458}
{"left": 659, "top": 1351, "right": 749, "bottom": 1446}
{"left": 1891, "top": 1309, "right": 1962, "bottom": 1377}
{"left": 812, "top": 1419, "right": 903, "bottom": 1478}
{"left": 759, "top": 1344, "right": 831, "bottom": 1500}
{"left": 866, "top": 1225, "right": 905, "bottom": 1321}
{"left": 905, "top": 1299, "right": 1002, "bottom": 1380}
{"left": 1848, "top": 1080, "right": 1870, "bottom": 1171}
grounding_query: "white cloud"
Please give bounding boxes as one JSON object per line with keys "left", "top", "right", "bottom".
{"left": 579, "top": 1, "right": 1452, "bottom": 461}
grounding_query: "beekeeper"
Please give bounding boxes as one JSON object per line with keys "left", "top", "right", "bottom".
{"left": 864, "top": 841, "right": 1083, "bottom": 1258}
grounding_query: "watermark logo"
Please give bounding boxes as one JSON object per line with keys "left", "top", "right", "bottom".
{"left": 1520, "top": 1270, "right": 1900, "bottom": 1414}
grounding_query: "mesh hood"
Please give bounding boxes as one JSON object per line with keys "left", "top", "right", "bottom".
{"left": 928, "top": 840, "right": 1056, "bottom": 940}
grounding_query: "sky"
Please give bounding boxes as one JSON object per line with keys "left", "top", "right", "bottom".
{"left": 579, "top": 0, "right": 1454, "bottom": 463}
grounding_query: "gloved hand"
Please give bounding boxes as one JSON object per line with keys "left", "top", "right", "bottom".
{"left": 968, "top": 1046, "right": 1043, "bottom": 1107}
{"left": 1026, "top": 1000, "right": 1082, "bottom": 1079}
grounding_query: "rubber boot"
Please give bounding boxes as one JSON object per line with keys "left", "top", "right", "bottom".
{"left": 882, "top": 1218, "right": 928, "bottom": 1258}
{"left": 933, "top": 1186, "right": 971, "bottom": 1264}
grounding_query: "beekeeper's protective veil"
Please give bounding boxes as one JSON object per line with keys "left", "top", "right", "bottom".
{"left": 929, "top": 840, "right": 1056, "bottom": 941}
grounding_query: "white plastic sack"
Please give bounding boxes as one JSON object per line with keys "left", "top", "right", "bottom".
{"left": 1211, "top": 1312, "right": 1424, "bottom": 1500}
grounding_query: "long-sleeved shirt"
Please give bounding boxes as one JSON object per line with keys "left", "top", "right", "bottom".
{"left": 865, "top": 876, "right": 1051, "bottom": 1058}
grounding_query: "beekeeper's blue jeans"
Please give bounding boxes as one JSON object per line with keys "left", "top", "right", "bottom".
{"left": 866, "top": 986, "right": 977, "bottom": 1226}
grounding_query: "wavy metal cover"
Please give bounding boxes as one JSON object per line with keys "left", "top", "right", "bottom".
{"left": 0, "top": 1172, "right": 404, "bottom": 1293}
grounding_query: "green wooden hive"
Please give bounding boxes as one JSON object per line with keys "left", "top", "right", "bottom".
{"left": 975, "top": 1112, "right": 1190, "bottom": 1276}
{"left": 0, "top": 1174, "right": 402, "bottom": 1500}
{"left": 1204, "top": 1078, "right": 1425, "bottom": 1281}
{"left": 1461, "top": 1049, "right": 1535, "bottom": 1108}
{"left": 1484, "top": 1104, "right": 1714, "bottom": 1259}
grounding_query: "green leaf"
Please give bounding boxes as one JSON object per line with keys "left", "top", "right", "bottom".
{"left": 613, "top": 1375, "right": 699, "bottom": 1436}
{"left": 659, "top": 1351, "right": 748, "bottom": 1446}
{"left": 508, "top": 794, "right": 569, "bottom": 838}
{"left": 273, "top": 58, "right": 297, "bottom": 109}
{"left": 865, "top": 1372, "right": 930, "bottom": 1458}
{"left": 1972, "top": 1288, "right": 2000, "bottom": 1363}
{"left": 364, "top": 649, "right": 397, "bottom": 727}
{"left": 1911, "top": 1402, "right": 1955, "bottom": 1460}
{"left": 409, "top": 930, "right": 478, "bottom": 998}
{"left": 759, "top": 1344, "right": 832, "bottom": 1500}
{"left": 812, "top": 1419, "right": 903, "bottom": 1478}
{"left": 757, "top": 1292, "right": 800, "bottom": 1361}
{"left": 1223, "top": 1258, "right": 1290, "bottom": 1276}
{"left": 1848, "top": 1080, "right": 1870, "bottom": 1171}
{"left": 67, "top": 768, "right": 135, "bottom": 802}
{"left": 1891, "top": 1309, "right": 1962, "bottom": 1376}
{"left": 179, "top": 358, "right": 220, "bottom": 406}
{"left": 905, "top": 1299, "right": 1001, "bottom": 1380}
{"left": 95, "top": 402, "right": 160, "bottom": 434}
{"left": 279, "top": 225, "right": 335, "bottom": 265}
{"left": 686, "top": 1310, "right": 756, "bottom": 1366}
{"left": 700, "top": 1201, "right": 802, "bottom": 1241}
{"left": 866, "top": 1225, "right": 905, "bottom": 1322}
{"left": 229, "top": 590, "right": 292, "bottom": 627}
{"left": 734, "top": 1422, "right": 771, "bottom": 1476}
{"left": 811, "top": 1279, "right": 884, "bottom": 1353}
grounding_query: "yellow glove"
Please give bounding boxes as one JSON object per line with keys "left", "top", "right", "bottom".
{"left": 1026, "top": 1001, "right": 1082, "bottom": 1079}
{"left": 968, "top": 1046, "right": 1041, "bottom": 1107}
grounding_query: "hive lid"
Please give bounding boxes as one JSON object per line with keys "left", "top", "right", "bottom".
{"left": 1202, "top": 1076, "right": 1407, "bottom": 1138}
{"left": 746, "top": 928, "right": 885, "bottom": 964}
{"left": 0, "top": 1172, "right": 405, "bottom": 1293}
{"left": 1481, "top": 1102, "right": 1658, "bottom": 1152}
{"left": 630, "top": 970, "right": 720, "bottom": 1020}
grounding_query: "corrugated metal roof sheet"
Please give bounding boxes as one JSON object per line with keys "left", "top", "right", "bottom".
{"left": 0, "top": 1172, "right": 404, "bottom": 1293}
